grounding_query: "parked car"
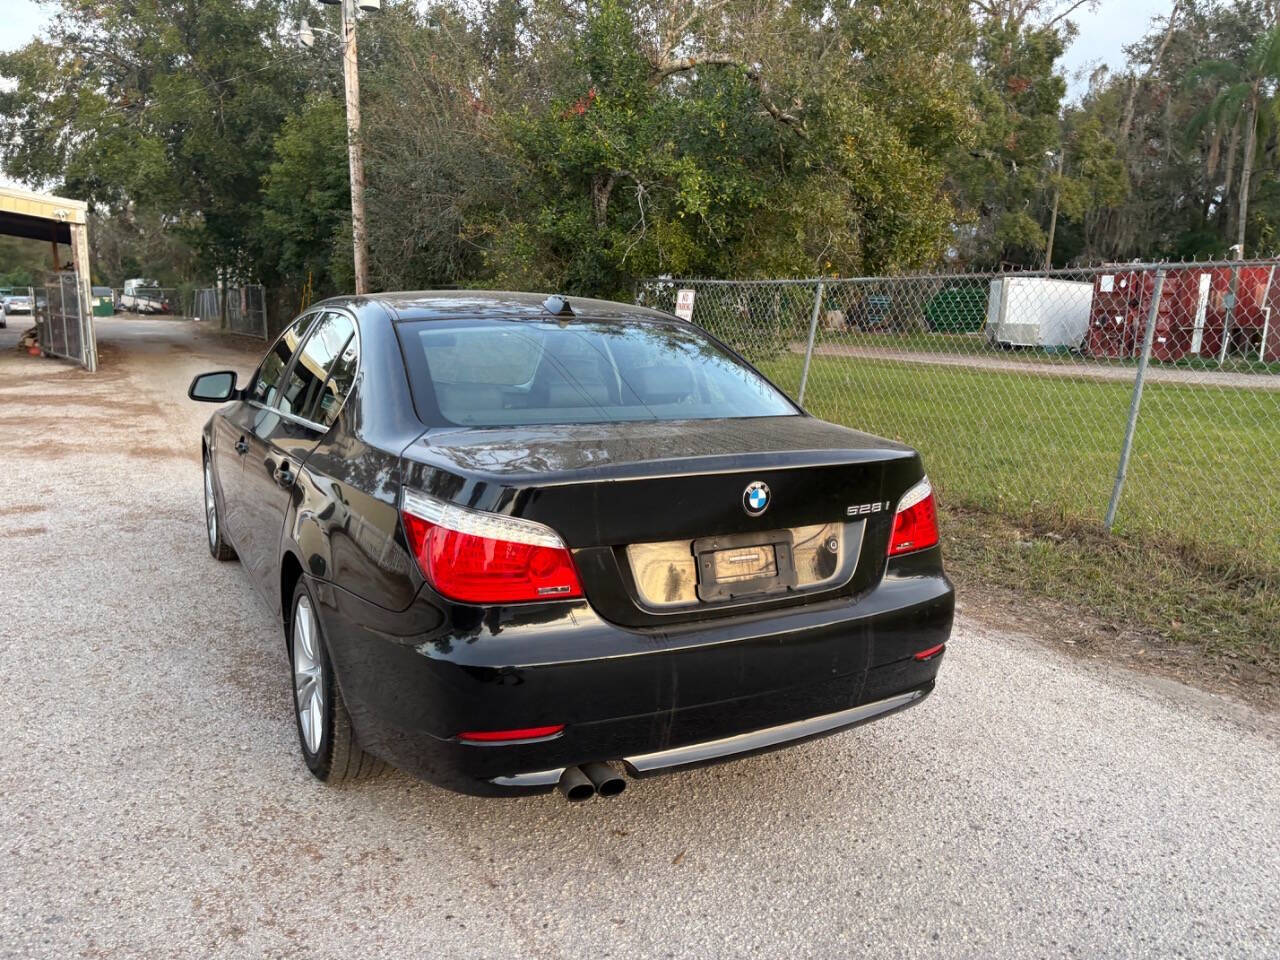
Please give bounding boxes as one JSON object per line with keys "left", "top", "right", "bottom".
{"left": 119, "top": 278, "right": 170, "bottom": 314}
{"left": 3, "top": 291, "right": 32, "bottom": 315}
{"left": 188, "top": 292, "right": 953, "bottom": 800}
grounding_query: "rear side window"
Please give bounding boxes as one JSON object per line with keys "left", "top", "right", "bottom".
{"left": 403, "top": 319, "right": 797, "bottom": 426}
{"left": 250, "top": 312, "right": 317, "bottom": 406}
{"left": 314, "top": 320, "right": 359, "bottom": 427}
{"left": 276, "top": 311, "right": 358, "bottom": 423}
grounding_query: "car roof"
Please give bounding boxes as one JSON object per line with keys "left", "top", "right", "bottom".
{"left": 314, "top": 290, "right": 679, "bottom": 324}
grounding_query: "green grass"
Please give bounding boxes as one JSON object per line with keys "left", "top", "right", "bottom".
{"left": 756, "top": 352, "right": 1280, "bottom": 667}
{"left": 761, "top": 353, "right": 1280, "bottom": 568}
{"left": 941, "top": 505, "right": 1279, "bottom": 684}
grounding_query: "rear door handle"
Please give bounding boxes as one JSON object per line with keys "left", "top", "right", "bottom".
{"left": 234, "top": 437, "right": 249, "bottom": 455}
{"left": 273, "top": 461, "right": 295, "bottom": 488}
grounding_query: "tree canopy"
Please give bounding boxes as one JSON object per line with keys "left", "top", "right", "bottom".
{"left": 1, "top": 0, "right": 1277, "bottom": 303}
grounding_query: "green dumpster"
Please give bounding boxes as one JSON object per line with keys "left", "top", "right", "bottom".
{"left": 92, "top": 286, "right": 115, "bottom": 316}
{"left": 924, "top": 284, "right": 987, "bottom": 333}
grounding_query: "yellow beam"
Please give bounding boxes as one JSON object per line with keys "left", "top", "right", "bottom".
{"left": 0, "top": 185, "right": 88, "bottom": 225}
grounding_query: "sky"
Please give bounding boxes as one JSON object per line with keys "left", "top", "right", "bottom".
{"left": 0, "top": 0, "right": 1178, "bottom": 187}
{"left": 0, "top": 0, "right": 47, "bottom": 54}
{"left": 1059, "top": 0, "right": 1173, "bottom": 98}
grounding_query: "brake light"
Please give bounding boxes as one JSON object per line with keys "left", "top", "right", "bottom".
{"left": 401, "top": 489, "right": 583, "bottom": 604}
{"left": 458, "top": 725, "right": 565, "bottom": 744}
{"left": 888, "top": 477, "right": 939, "bottom": 556}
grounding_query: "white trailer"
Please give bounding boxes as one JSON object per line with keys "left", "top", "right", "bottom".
{"left": 985, "top": 276, "right": 1094, "bottom": 348}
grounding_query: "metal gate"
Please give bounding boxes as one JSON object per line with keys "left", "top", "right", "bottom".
{"left": 35, "top": 271, "right": 97, "bottom": 370}
{"left": 191, "top": 284, "right": 269, "bottom": 338}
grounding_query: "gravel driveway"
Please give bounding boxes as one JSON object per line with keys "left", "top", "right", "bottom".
{"left": 2, "top": 317, "right": 1277, "bottom": 959}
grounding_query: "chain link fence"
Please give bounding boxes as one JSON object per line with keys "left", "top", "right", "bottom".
{"left": 637, "top": 260, "right": 1280, "bottom": 576}
{"left": 191, "top": 284, "right": 269, "bottom": 338}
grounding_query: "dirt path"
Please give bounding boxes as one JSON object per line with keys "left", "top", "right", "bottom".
{"left": 801, "top": 341, "right": 1280, "bottom": 389}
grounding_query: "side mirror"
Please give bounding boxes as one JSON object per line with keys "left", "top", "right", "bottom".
{"left": 188, "top": 370, "right": 240, "bottom": 402}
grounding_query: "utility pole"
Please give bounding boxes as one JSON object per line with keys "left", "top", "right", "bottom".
{"left": 1044, "top": 149, "right": 1064, "bottom": 270}
{"left": 340, "top": 0, "right": 370, "bottom": 295}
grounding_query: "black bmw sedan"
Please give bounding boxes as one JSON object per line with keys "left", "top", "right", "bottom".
{"left": 189, "top": 291, "right": 953, "bottom": 800}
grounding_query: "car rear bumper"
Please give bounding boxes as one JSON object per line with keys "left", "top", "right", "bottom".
{"left": 312, "top": 551, "right": 953, "bottom": 796}
{"left": 492, "top": 685, "right": 931, "bottom": 788}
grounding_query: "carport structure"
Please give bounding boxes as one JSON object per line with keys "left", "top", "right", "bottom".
{"left": 0, "top": 185, "right": 97, "bottom": 371}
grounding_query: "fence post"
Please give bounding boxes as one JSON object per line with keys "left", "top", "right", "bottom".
{"left": 797, "top": 280, "right": 825, "bottom": 406}
{"left": 218, "top": 268, "right": 228, "bottom": 330}
{"left": 1105, "top": 268, "right": 1165, "bottom": 531}
{"left": 1217, "top": 263, "right": 1240, "bottom": 364}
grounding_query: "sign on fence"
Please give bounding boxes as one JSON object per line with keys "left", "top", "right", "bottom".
{"left": 675, "top": 288, "right": 696, "bottom": 321}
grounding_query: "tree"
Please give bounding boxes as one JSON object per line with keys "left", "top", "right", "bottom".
{"left": 1187, "top": 21, "right": 1280, "bottom": 256}
{"left": 262, "top": 97, "right": 354, "bottom": 296}
{"left": 460, "top": 0, "right": 977, "bottom": 294}
{"left": 89, "top": 209, "right": 199, "bottom": 287}
{"left": 0, "top": 0, "right": 312, "bottom": 285}
{"left": 8, "top": 0, "right": 1274, "bottom": 300}
{"left": 948, "top": 12, "right": 1073, "bottom": 264}
{"left": 357, "top": 2, "right": 507, "bottom": 291}
{"left": 1053, "top": 0, "right": 1276, "bottom": 261}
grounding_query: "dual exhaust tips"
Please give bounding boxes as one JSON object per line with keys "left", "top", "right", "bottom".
{"left": 559, "top": 762, "right": 626, "bottom": 802}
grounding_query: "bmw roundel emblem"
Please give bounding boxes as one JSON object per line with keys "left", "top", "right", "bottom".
{"left": 743, "top": 481, "right": 771, "bottom": 517}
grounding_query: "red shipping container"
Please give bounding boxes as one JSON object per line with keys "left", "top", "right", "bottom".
{"left": 1090, "top": 265, "right": 1278, "bottom": 362}
{"left": 1263, "top": 269, "right": 1280, "bottom": 363}
{"left": 1086, "top": 269, "right": 1152, "bottom": 359}
{"left": 1150, "top": 269, "right": 1215, "bottom": 362}
{"left": 1219, "top": 264, "right": 1277, "bottom": 358}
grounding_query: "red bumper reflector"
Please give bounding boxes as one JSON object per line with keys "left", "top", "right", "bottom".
{"left": 913, "top": 643, "right": 946, "bottom": 662}
{"left": 457, "top": 724, "right": 565, "bottom": 744}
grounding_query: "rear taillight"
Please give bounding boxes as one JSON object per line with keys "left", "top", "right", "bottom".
{"left": 401, "top": 489, "right": 583, "bottom": 604}
{"left": 887, "top": 476, "right": 939, "bottom": 556}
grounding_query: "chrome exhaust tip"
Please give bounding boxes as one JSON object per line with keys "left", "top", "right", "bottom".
{"left": 580, "top": 761, "right": 626, "bottom": 798}
{"left": 558, "top": 766, "right": 596, "bottom": 802}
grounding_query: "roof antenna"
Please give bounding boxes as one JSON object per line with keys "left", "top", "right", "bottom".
{"left": 542, "top": 295, "right": 574, "bottom": 318}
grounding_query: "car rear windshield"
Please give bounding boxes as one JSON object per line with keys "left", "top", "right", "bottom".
{"left": 402, "top": 318, "right": 797, "bottom": 426}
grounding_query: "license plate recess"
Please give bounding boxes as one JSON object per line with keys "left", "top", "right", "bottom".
{"left": 692, "top": 530, "right": 797, "bottom": 603}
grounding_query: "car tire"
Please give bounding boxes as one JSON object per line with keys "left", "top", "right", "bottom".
{"left": 203, "top": 456, "right": 237, "bottom": 561}
{"left": 289, "top": 578, "right": 387, "bottom": 783}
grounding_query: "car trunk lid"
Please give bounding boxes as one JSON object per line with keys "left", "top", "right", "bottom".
{"left": 400, "top": 416, "right": 924, "bottom": 626}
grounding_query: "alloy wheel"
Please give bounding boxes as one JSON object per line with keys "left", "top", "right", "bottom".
{"left": 292, "top": 596, "right": 325, "bottom": 755}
